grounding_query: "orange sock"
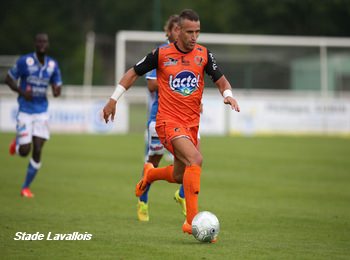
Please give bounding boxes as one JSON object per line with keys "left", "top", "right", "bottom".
{"left": 147, "top": 165, "right": 176, "bottom": 183}
{"left": 183, "top": 165, "right": 201, "bottom": 225}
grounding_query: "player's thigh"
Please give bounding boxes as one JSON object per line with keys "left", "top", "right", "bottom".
{"left": 32, "top": 113, "right": 50, "bottom": 140}
{"left": 172, "top": 137, "right": 202, "bottom": 166}
{"left": 147, "top": 121, "right": 165, "bottom": 156}
{"left": 16, "top": 112, "right": 33, "bottom": 145}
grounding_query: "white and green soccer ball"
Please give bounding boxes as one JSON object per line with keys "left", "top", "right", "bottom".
{"left": 192, "top": 211, "right": 220, "bottom": 243}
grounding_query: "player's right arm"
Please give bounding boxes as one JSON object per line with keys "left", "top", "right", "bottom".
{"left": 5, "top": 58, "right": 32, "bottom": 100}
{"left": 103, "top": 49, "right": 159, "bottom": 123}
{"left": 103, "top": 67, "right": 139, "bottom": 123}
{"left": 5, "top": 74, "right": 20, "bottom": 94}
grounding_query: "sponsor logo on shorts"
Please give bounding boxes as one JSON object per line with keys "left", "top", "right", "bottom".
{"left": 17, "top": 123, "right": 26, "bottom": 132}
{"left": 150, "top": 145, "right": 163, "bottom": 151}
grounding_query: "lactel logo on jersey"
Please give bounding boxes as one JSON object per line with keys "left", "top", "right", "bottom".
{"left": 169, "top": 70, "right": 199, "bottom": 96}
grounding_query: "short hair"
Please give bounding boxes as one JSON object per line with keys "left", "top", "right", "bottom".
{"left": 35, "top": 33, "right": 48, "bottom": 41}
{"left": 179, "top": 9, "right": 199, "bottom": 23}
{"left": 164, "top": 14, "right": 179, "bottom": 32}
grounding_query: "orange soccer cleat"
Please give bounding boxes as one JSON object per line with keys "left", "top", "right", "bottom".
{"left": 21, "top": 188, "right": 34, "bottom": 198}
{"left": 182, "top": 221, "right": 192, "bottom": 235}
{"left": 135, "top": 163, "right": 153, "bottom": 197}
{"left": 9, "top": 138, "right": 16, "bottom": 155}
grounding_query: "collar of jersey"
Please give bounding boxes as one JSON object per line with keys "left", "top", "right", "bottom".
{"left": 174, "top": 42, "right": 193, "bottom": 54}
{"left": 33, "top": 52, "right": 47, "bottom": 67}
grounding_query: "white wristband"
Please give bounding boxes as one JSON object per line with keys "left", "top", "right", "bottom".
{"left": 223, "top": 89, "right": 233, "bottom": 98}
{"left": 111, "top": 84, "right": 126, "bottom": 101}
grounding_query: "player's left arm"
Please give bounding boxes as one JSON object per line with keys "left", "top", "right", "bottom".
{"left": 215, "top": 76, "right": 240, "bottom": 112}
{"left": 205, "top": 50, "right": 240, "bottom": 112}
{"left": 50, "top": 60, "right": 63, "bottom": 98}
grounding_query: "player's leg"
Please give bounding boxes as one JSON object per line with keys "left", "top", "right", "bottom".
{"left": 21, "top": 113, "right": 49, "bottom": 198}
{"left": 173, "top": 157, "right": 186, "bottom": 216}
{"left": 174, "top": 184, "right": 186, "bottom": 216}
{"left": 173, "top": 133, "right": 200, "bottom": 216}
{"left": 137, "top": 154, "right": 163, "bottom": 221}
{"left": 136, "top": 123, "right": 197, "bottom": 195}
{"left": 135, "top": 121, "right": 178, "bottom": 196}
{"left": 171, "top": 137, "right": 202, "bottom": 234}
{"left": 174, "top": 131, "right": 200, "bottom": 216}
{"left": 9, "top": 112, "right": 31, "bottom": 156}
{"left": 21, "top": 136, "right": 46, "bottom": 197}
{"left": 11, "top": 112, "right": 34, "bottom": 197}
{"left": 137, "top": 121, "right": 165, "bottom": 221}
{"left": 173, "top": 126, "right": 200, "bottom": 217}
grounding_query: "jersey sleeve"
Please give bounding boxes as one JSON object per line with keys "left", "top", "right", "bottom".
{"left": 8, "top": 57, "right": 24, "bottom": 80}
{"left": 133, "top": 49, "right": 158, "bottom": 76}
{"left": 205, "top": 50, "right": 223, "bottom": 82}
{"left": 50, "top": 60, "right": 63, "bottom": 86}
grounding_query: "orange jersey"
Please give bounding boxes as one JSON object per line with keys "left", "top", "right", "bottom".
{"left": 155, "top": 43, "right": 207, "bottom": 127}
{"left": 134, "top": 42, "right": 223, "bottom": 127}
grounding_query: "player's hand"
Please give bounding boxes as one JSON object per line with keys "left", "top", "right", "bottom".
{"left": 52, "top": 85, "right": 61, "bottom": 97}
{"left": 20, "top": 85, "right": 33, "bottom": 101}
{"left": 102, "top": 99, "right": 117, "bottom": 123}
{"left": 224, "top": 97, "right": 240, "bottom": 112}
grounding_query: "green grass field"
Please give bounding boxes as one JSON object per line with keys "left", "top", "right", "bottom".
{"left": 1, "top": 133, "right": 350, "bottom": 259}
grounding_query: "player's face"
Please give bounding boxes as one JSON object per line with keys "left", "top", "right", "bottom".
{"left": 35, "top": 34, "right": 49, "bottom": 55}
{"left": 167, "top": 23, "right": 179, "bottom": 43}
{"left": 178, "top": 19, "right": 200, "bottom": 52}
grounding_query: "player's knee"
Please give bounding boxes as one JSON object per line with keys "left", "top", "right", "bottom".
{"left": 173, "top": 168, "right": 185, "bottom": 184}
{"left": 32, "top": 150, "right": 42, "bottom": 162}
{"left": 149, "top": 159, "right": 159, "bottom": 168}
{"left": 147, "top": 154, "right": 162, "bottom": 168}
{"left": 152, "top": 162, "right": 159, "bottom": 168}
{"left": 174, "top": 173, "right": 183, "bottom": 184}
{"left": 18, "top": 144, "right": 31, "bottom": 157}
{"left": 191, "top": 152, "right": 203, "bottom": 166}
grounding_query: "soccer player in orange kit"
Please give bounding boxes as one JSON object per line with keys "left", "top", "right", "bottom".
{"left": 103, "top": 9, "right": 240, "bottom": 237}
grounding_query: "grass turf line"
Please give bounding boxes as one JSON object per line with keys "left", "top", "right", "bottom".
{"left": 1, "top": 133, "right": 349, "bottom": 259}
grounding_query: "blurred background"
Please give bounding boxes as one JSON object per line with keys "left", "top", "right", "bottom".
{"left": 1, "top": 0, "right": 350, "bottom": 135}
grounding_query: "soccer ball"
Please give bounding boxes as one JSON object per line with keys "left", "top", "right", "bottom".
{"left": 192, "top": 211, "right": 220, "bottom": 243}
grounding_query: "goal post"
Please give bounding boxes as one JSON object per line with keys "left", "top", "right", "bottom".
{"left": 115, "top": 31, "right": 350, "bottom": 135}
{"left": 116, "top": 31, "right": 350, "bottom": 95}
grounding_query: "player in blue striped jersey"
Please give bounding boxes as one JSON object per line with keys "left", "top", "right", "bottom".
{"left": 5, "top": 33, "right": 62, "bottom": 198}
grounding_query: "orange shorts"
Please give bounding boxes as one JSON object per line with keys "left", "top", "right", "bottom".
{"left": 156, "top": 121, "right": 199, "bottom": 155}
